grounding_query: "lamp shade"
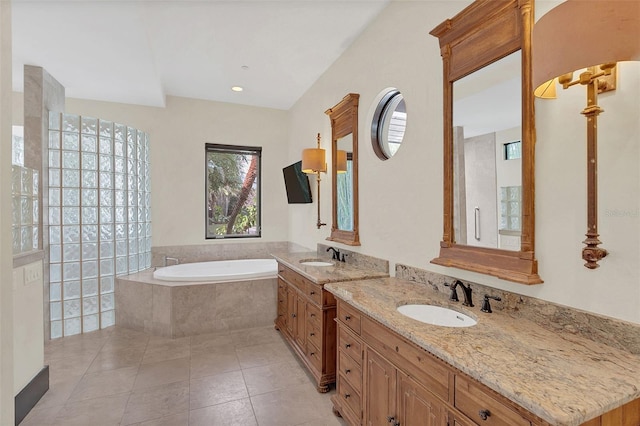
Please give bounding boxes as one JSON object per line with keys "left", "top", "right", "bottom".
{"left": 301, "top": 148, "right": 326, "bottom": 173}
{"left": 336, "top": 150, "right": 347, "bottom": 173}
{"left": 533, "top": 0, "right": 640, "bottom": 94}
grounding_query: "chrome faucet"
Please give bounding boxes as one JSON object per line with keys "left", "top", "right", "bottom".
{"left": 446, "top": 280, "right": 474, "bottom": 307}
{"left": 164, "top": 256, "right": 180, "bottom": 266}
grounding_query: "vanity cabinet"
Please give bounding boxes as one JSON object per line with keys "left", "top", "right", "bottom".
{"left": 274, "top": 263, "right": 337, "bottom": 392}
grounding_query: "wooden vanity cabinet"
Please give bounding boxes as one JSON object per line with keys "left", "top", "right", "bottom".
{"left": 274, "top": 263, "right": 337, "bottom": 392}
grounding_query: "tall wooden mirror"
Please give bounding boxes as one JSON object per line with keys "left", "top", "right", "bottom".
{"left": 430, "top": 0, "right": 541, "bottom": 284}
{"left": 325, "top": 93, "right": 360, "bottom": 246}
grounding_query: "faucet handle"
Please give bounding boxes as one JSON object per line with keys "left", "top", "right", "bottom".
{"left": 480, "top": 294, "right": 502, "bottom": 313}
{"left": 444, "top": 282, "right": 459, "bottom": 302}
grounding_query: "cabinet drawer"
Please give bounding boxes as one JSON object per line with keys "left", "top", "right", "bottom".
{"left": 307, "top": 282, "right": 322, "bottom": 306}
{"left": 307, "top": 320, "right": 321, "bottom": 349}
{"left": 338, "top": 326, "right": 362, "bottom": 367}
{"left": 306, "top": 303, "right": 321, "bottom": 329}
{"left": 338, "top": 302, "right": 362, "bottom": 335}
{"left": 455, "top": 375, "right": 530, "bottom": 426}
{"left": 339, "top": 349, "right": 362, "bottom": 393}
{"left": 337, "top": 371, "right": 362, "bottom": 418}
{"left": 307, "top": 341, "right": 322, "bottom": 372}
{"left": 278, "top": 264, "right": 308, "bottom": 292}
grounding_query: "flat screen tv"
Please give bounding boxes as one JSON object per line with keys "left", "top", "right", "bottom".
{"left": 283, "top": 161, "right": 312, "bottom": 204}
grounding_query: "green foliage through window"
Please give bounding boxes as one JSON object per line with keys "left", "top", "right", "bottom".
{"left": 206, "top": 144, "right": 261, "bottom": 238}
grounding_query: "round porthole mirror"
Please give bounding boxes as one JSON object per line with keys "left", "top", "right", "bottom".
{"left": 371, "top": 89, "right": 407, "bottom": 160}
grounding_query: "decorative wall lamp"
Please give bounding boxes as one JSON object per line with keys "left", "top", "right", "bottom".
{"left": 302, "top": 133, "right": 327, "bottom": 228}
{"left": 533, "top": 0, "right": 640, "bottom": 269}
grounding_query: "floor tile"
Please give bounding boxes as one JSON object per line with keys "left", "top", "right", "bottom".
{"left": 134, "top": 357, "right": 190, "bottom": 390}
{"left": 31, "top": 375, "right": 81, "bottom": 409}
{"left": 229, "top": 325, "right": 284, "bottom": 348}
{"left": 142, "top": 336, "right": 191, "bottom": 364}
{"left": 18, "top": 404, "right": 64, "bottom": 426}
{"left": 235, "top": 341, "right": 296, "bottom": 369}
{"left": 189, "top": 370, "right": 248, "bottom": 410}
{"left": 243, "top": 360, "right": 310, "bottom": 396}
{"left": 68, "top": 365, "right": 137, "bottom": 402}
{"left": 53, "top": 392, "right": 129, "bottom": 426}
{"left": 129, "top": 411, "right": 189, "bottom": 426}
{"left": 251, "top": 383, "right": 333, "bottom": 426}
{"left": 121, "top": 380, "right": 190, "bottom": 425}
{"left": 87, "top": 345, "right": 146, "bottom": 373}
{"left": 47, "top": 353, "right": 97, "bottom": 384}
{"left": 190, "top": 333, "right": 235, "bottom": 357}
{"left": 190, "top": 350, "right": 241, "bottom": 379}
{"left": 189, "top": 398, "right": 257, "bottom": 426}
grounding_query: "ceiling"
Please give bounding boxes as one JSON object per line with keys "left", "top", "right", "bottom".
{"left": 12, "top": 0, "right": 390, "bottom": 110}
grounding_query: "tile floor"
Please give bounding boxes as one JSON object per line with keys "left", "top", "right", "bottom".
{"left": 20, "top": 325, "right": 348, "bottom": 426}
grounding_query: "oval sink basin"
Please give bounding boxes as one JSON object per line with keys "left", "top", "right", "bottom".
{"left": 397, "top": 304, "right": 477, "bottom": 327}
{"left": 299, "top": 260, "right": 334, "bottom": 267}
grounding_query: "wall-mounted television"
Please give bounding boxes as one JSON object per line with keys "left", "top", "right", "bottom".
{"left": 283, "top": 161, "right": 312, "bottom": 204}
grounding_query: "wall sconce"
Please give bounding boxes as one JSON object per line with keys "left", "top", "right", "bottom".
{"left": 533, "top": 0, "right": 640, "bottom": 269}
{"left": 302, "top": 133, "right": 327, "bottom": 228}
{"left": 336, "top": 150, "right": 347, "bottom": 174}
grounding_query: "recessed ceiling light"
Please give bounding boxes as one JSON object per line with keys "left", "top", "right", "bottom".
{"left": 231, "top": 86, "right": 244, "bottom": 92}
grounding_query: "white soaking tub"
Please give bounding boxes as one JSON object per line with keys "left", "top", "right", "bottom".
{"left": 152, "top": 258, "right": 278, "bottom": 283}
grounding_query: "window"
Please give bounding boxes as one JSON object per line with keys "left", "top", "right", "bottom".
{"left": 500, "top": 186, "right": 522, "bottom": 233}
{"left": 504, "top": 141, "right": 522, "bottom": 160}
{"left": 205, "top": 144, "right": 261, "bottom": 238}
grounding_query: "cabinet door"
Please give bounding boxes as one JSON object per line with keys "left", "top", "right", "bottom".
{"left": 295, "top": 294, "right": 306, "bottom": 348}
{"left": 364, "top": 348, "right": 397, "bottom": 426}
{"left": 398, "top": 372, "right": 448, "bottom": 426}
{"left": 277, "top": 279, "right": 287, "bottom": 329}
{"left": 286, "top": 284, "right": 296, "bottom": 336}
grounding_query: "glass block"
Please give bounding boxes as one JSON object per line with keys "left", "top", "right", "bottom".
{"left": 63, "top": 282, "right": 80, "bottom": 301}
{"left": 49, "top": 130, "right": 61, "bottom": 149}
{"left": 50, "top": 263, "right": 61, "bottom": 282}
{"left": 99, "top": 155, "right": 113, "bottom": 172}
{"left": 82, "top": 170, "right": 98, "bottom": 188}
{"left": 145, "top": 237, "right": 151, "bottom": 251}
{"left": 51, "top": 320, "right": 63, "bottom": 339}
{"left": 99, "top": 137, "right": 112, "bottom": 155}
{"left": 99, "top": 172, "right": 113, "bottom": 189}
{"left": 82, "top": 261, "right": 98, "bottom": 278}
{"left": 114, "top": 174, "right": 125, "bottom": 191}
{"left": 63, "top": 262, "right": 81, "bottom": 281}
{"left": 63, "top": 299, "right": 81, "bottom": 318}
{"left": 510, "top": 216, "right": 521, "bottom": 231}
{"left": 49, "top": 150, "right": 61, "bottom": 168}
{"left": 32, "top": 226, "right": 38, "bottom": 251}
{"left": 100, "top": 241, "right": 114, "bottom": 258}
{"left": 21, "top": 197, "right": 32, "bottom": 225}
{"left": 128, "top": 223, "right": 136, "bottom": 239}
{"left": 50, "top": 226, "right": 61, "bottom": 244}
{"left": 12, "top": 166, "right": 21, "bottom": 195}
{"left": 63, "top": 244, "right": 81, "bottom": 262}
{"left": 137, "top": 208, "right": 144, "bottom": 222}
{"left": 21, "top": 168, "right": 32, "bottom": 195}
{"left": 115, "top": 207, "right": 125, "bottom": 223}
{"left": 62, "top": 151, "right": 80, "bottom": 169}
{"left": 62, "top": 132, "right": 79, "bottom": 151}
{"left": 138, "top": 253, "right": 145, "bottom": 270}
{"left": 80, "top": 189, "right": 97, "bottom": 207}
{"left": 81, "top": 116, "right": 97, "bottom": 135}
{"left": 82, "top": 207, "right": 98, "bottom": 225}
{"left": 49, "top": 168, "right": 61, "bottom": 187}
{"left": 82, "top": 243, "right": 98, "bottom": 260}
{"left": 82, "top": 224, "right": 98, "bottom": 242}
{"left": 12, "top": 198, "right": 20, "bottom": 226}
{"left": 127, "top": 191, "right": 136, "bottom": 206}
{"left": 12, "top": 228, "right": 20, "bottom": 253}
{"left": 62, "top": 171, "right": 80, "bottom": 191}
{"left": 509, "top": 201, "right": 520, "bottom": 215}
{"left": 99, "top": 120, "right": 113, "bottom": 138}
{"left": 128, "top": 255, "right": 138, "bottom": 272}
{"left": 33, "top": 198, "right": 39, "bottom": 223}
{"left": 115, "top": 224, "right": 126, "bottom": 240}
{"left": 116, "top": 256, "right": 128, "bottom": 274}
{"left": 62, "top": 207, "right": 80, "bottom": 225}
{"left": 63, "top": 225, "right": 80, "bottom": 243}
{"left": 63, "top": 113, "right": 80, "bottom": 133}
{"left": 101, "top": 293, "right": 114, "bottom": 311}
{"left": 137, "top": 192, "right": 145, "bottom": 208}
{"left": 101, "top": 276, "right": 114, "bottom": 293}
{"left": 144, "top": 252, "right": 151, "bottom": 269}
{"left": 50, "top": 301, "right": 62, "bottom": 320}
{"left": 500, "top": 216, "right": 508, "bottom": 230}
{"left": 127, "top": 146, "right": 136, "bottom": 163}
{"left": 100, "top": 258, "right": 114, "bottom": 275}
{"left": 50, "top": 244, "right": 62, "bottom": 263}
{"left": 115, "top": 240, "right": 128, "bottom": 257}
{"left": 100, "top": 189, "right": 114, "bottom": 207}
{"left": 32, "top": 170, "right": 39, "bottom": 196}
{"left": 81, "top": 152, "right": 98, "bottom": 171}
{"left": 49, "top": 111, "right": 61, "bottom": 130}
{"left": 146, "top": 223, "right": 152, "bottom": 237}
{"left": 500, "top": 201, "right": 507, "bottom": 216}
{"left": 100, "top": 224, "right": 114, "bottom": 242}
{"left": 50, "top": 282, "right": 61, "bottom": 302}
{"left": 49, "top": 207, "right": 61, "bottom": 225}
{"left": 83, "top": 296, "right": 99, "bottom": 315}
{"left": 114, "top": 157, "right": 125, "bottom": 174}
{"left": 101, "top": 310, "right": 115, "bottom": 328}
{"left": 21, "top": 226, "right": 33, "bottom": 252}
{"left": 83, "top": 279, "right": 99, "bottom": 297}
{"left": 114, "top": 124, "right": 126, "bottom": 141}
{"left": 113, "top": 190, "right": 124, "bottom": 207}
{"left": 127, "top": 127, "right": 136, "bottom": 144}
{"left": 138, "top": 223, "right": 145, "bottom": 238}
{"left": 128, "top": 238, "right": 138, "bottom": 254}
{"left": 83, "top": 314, "right": 99, "bottom": 333}
{"left": 128, "top": 175, "right": 137, "bottom": 191}
{"left": 64, "top": 318, "right": 81, "bottom": 336}
{"left": 114, "top": 140, "right": 125, "bottom": 157}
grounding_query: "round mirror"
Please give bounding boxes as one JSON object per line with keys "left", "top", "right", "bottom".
{"left": 371, "top": 89, "right": 407, "bottom": 160}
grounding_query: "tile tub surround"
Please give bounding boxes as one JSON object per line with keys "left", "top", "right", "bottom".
{"left": 396, "top": 263, "right": 640, "bottom": 355}
{"left": 116, "top": 270, "right": 277, "bottom": 338}
{"left": 316, "top": 243, "right": 389, "bottom": 273}
{"left": 271, "top": 250, "right": 390, "bottom": 284}
{"left": 325, "top": 277, "right": 640, "bottom": 426}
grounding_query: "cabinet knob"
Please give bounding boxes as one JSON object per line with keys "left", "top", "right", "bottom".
{"left": 291, "top": 313, "right": 296, "bottom": 318}
{"left": 310, "top": 352, "right": 315, "bottom": 356}
{"left": 345, "top": 343, "right": 351, "bottom": 349}
{"left": 310, "top": 313, "right": 316, "bottom": 317}
{"left": 345, "top": 315, "right": 351, "bottom": 320}
{"left": 344, "top": 393, "right": 350, "bottom": 399}
{"left": 345, "top": 369, "right": 351, "bottom": 374}
{"left": 310, "top": 332, "right": 315, "bottom": 337}
{"left": 310, "top": 291, "right": 316, "bottom": 295}
{"left": 478, "top": 409, "right": 491, "bottom": 420}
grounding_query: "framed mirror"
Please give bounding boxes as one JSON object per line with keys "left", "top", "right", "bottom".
{"left": 430, "top": 0, "right": 541, "bottom": 284}
{"left": 325, "top": 93, "right": 360, "bottom": 246}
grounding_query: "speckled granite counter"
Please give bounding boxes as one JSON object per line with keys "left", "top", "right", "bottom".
{"left": 271, "top": 250, "right": 389, "bottom": 284}
{"left": 324, "top": 277, "right": 640, "bottom": 426}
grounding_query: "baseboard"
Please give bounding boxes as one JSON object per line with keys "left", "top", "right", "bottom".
{"left": 14, "top": 365, "right": 49, "bottom": 425}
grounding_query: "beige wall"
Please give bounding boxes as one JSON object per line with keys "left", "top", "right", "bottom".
{"left": 287, "top": 0, "right": 640, "bottom": 324}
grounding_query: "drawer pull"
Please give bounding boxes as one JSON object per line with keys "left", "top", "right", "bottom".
{"left": 478, "top": 409, "right": 491, "bottom": 421}
{"left": 387, "top": 416, "right": 400, "bottom": 425}
{"left": 310, "top": 313, "right": 316, "bottom": 317}
{"left": 310, "top": 291, "right": 316, "bottom": 295}
{"left": 310, "top": 332, "right": 315, "bottom": 337}
{"left": 310, "top": 352, "right": 316, "bottom": 356}
{"left": 344, "top": 393, "right": 351, "bottom": 399}
{"left": 345, "top": 369, "right": 351, "bottom": 374}
{"left": 345, "top": 315, "right": 351, "bottom": 320}
{"left": 345, "top": 343, "right": 351, "bottom": 349}
{"left": 291, "top": 313, "right": 296, "bottom": 318}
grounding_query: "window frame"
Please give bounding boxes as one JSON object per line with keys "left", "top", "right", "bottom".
{"left": 205, "top": 143, "right": 262, "bottom": 239}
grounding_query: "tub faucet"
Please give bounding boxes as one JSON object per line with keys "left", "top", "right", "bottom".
{"left": 447, "top": 280, "right": 474, "bottom": 307}
{"left": 164, "top": 256, "right": 180, "bottom": 266}
{"left": 326, "top": 246, "right": 341, "bottom": 261}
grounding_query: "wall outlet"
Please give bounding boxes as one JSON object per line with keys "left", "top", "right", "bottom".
{"left": 24, "top": 263, "right": 42, "bottom": 285}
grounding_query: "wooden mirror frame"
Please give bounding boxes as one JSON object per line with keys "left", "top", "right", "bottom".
{"left": 325, "top": 93, "right": 360, "bottom": 246}
{"left": 430, "top": 0, "right": 542, "bottom": 284}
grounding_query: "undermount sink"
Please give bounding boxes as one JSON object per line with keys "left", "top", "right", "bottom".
{"left": 397, "top": 304, "right": 477, "bottom": 327}
{"left": 299, "top": 260, "right": 334, "bottom": 267}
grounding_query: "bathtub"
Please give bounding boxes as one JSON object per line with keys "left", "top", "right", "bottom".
{"left": 116, "top": 258, "right": 278, "bottom": 337}
{"left": 152, "top": 258, "right": 278, "bottom": 283}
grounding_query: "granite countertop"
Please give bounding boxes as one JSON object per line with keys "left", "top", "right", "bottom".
{"left": 324, "top": 277, "right": 640, "bottom": 426}
{"left": 271, "top": 250, "right": 389, "bottom": 284}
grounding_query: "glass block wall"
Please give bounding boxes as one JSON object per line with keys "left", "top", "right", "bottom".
{"left": 48, "top": 112, "right": 151, "bottom": 338}
{"left": 11, "top": 125, "right": 39, "bottom": 254}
